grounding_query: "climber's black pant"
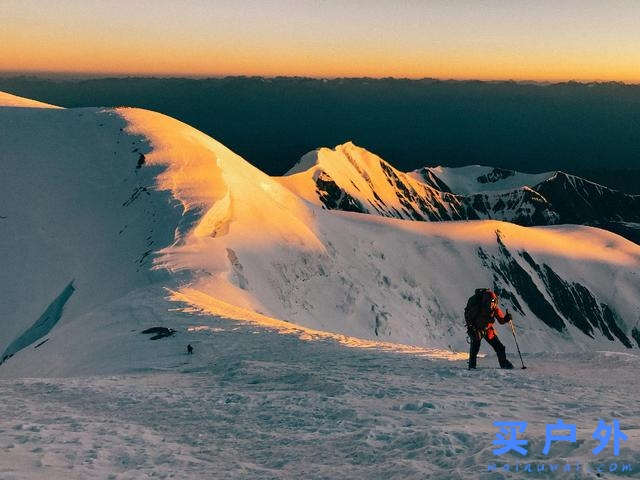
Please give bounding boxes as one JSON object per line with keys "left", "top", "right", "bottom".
{"left": 468, "top": 332, "right": 508, "bottom": 368}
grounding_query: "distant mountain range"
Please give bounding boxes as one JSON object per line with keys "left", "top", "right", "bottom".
{"left": 280, "top": 142, "right": 640, "bottom": 244}
{"left": 1, "top": 76, "right": 640, "bottom": 190}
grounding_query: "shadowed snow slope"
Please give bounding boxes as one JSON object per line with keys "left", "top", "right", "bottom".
{"left": 2, "top": 92, "right": 640, "bottom": 377}
{"left": 0, "top": 100, "right": 181, "bottom": 359}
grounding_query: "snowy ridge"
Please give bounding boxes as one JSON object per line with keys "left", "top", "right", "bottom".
{"left": 466, "top": 186, "right": 560, "bottom": 225}
{"left": 534, "top": 171, "right": 640, "bottom": 224}
{"left": 280, "top": 142, "right": 472, "bottom": 221}
{"left": 422, "top": 166, "right": 640, "bottom": 231}
{"left": 0, "top": 91, "right": 62, "bottom": 109}
{"left": 284, "top": 144, "right": 640, "bottom": 241}
{"left": 2, "top": 92, "right": 640, "bottom": 379}
{"left": 411, "top": 165, "right": 555, "bottom": 195}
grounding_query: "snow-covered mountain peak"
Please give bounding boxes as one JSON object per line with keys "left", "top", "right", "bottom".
{"left": 285, "top": 141, "right": 365, "bottom": 176}
{"left": 279, "top": 142, "right": 472, "bottom": 222}
{"left": 2, "top": 93, "right": 640, "bottom": 379}
{"left": 119, "top": 107, "right": 320, "bottom": 247}
{"left": 279, "top": 142, "right": 640, "bottom": 243}
{"left": 285, "top": 141, "right": 382, "bottom": 177}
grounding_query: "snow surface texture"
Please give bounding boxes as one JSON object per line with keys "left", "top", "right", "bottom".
{"left": 1, "top": 305, "right": 639, "bottom": 479}
{"left": 1, "top": 93, "right": 639, "bottom": 478}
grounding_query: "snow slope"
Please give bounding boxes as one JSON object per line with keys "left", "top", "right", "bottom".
{"left": 0, "top": 91, "right": 62, "bottom": 109}
{"left": 0, "top": 102, "right": 182, "bottom": 356}
{"left": 2, "top": 92, "right": 640, "bottom": 378}
{"left": 2, "top": 92, "right": 640, "bottom": 479}
{"left": 411, "top": 165, "right": 555, "bottom": 195}
{"left": 123, "top": 117, "right": 640, "bottom": 354}
{"left": 1, "top": 308, "right": 639, "bottom": 479}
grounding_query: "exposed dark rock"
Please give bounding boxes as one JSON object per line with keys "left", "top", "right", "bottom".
{"left": 494, "top": 231, "right": 566, "bottom": 333}
{"left": 534, "top": 172, "right": 640, "bottom": 227}
{"left": 477, "top": 168, "right": 516, "bottom": 184}
{"left": 34, "top": 338, "right": 49, "bottom": 349}
{"left": 122, "top": 186, "right": 150, "bottom": 207}
{"left": 518, "top": 252, "right": 633, "bottom": 346}
{"left": 141, "top": 327, "right": 172, "bottom": 334}
{"left": 418, "top": 168, "right": 639, "bottom": 244}
{"left": 480, "top": 228, "right": 631, "bottom": 346}
{"left": 315, "top": 171, "right": 367, "bottom": 214}
{"left": 414, "top": 167, "right": 452, "bottom": 193}
{"left": 539, "top": 264, "right": 595, "bottom": 338}
{"left": 136, "top": 152, "right": 146, "bottom": 169}
{"left": 632, "top": 327, "right": 640, "bottom": 348}
{"left": 601, "top": 304, "right": 633, "bottom": 348}
{"left": 493, "top": 287, "right": 525, "bottom": 316}
{"left": 518, "top": 251, "right": 542, "bottom": 276}
{"left": 141, "top": 327, "right": 176, "bottom": 340}
{"left": 466, "top": 188, "right": 559, "bottom": 226}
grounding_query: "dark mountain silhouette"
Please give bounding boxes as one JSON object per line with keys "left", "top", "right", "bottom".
{"left": 1, "top": 75, "right": 639, "bottom": 193}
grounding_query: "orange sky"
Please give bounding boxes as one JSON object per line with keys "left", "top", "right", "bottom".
{"left": 2, "top": 0, "right": 640, "bottom": 82}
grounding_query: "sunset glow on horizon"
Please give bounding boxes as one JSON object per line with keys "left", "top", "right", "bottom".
{"left": 3, "top": 0, "right": 640, "bottom": 83}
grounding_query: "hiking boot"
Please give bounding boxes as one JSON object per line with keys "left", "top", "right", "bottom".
{"left": 501, "top": 360, "right": 514, "bottom": 370}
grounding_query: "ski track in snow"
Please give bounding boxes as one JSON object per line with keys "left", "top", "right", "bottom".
{"left": 1, "top": 312, "right": 638, "bottom": 479}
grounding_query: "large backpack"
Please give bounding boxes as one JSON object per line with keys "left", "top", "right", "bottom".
{"left": 464, "top": 288, "right": 491, "bottom": 331}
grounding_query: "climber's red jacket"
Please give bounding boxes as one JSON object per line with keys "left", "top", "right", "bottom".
{"left": 481, "top": 291, "right": 510, "bottom": 339}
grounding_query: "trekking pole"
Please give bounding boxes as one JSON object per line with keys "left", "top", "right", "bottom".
{"left": 509, "top": 319, "right": 527, "bottom": 369}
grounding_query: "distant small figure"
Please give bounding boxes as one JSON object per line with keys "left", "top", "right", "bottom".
{"left": 187, "top": 344, "right": 194, "bottom": 355}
